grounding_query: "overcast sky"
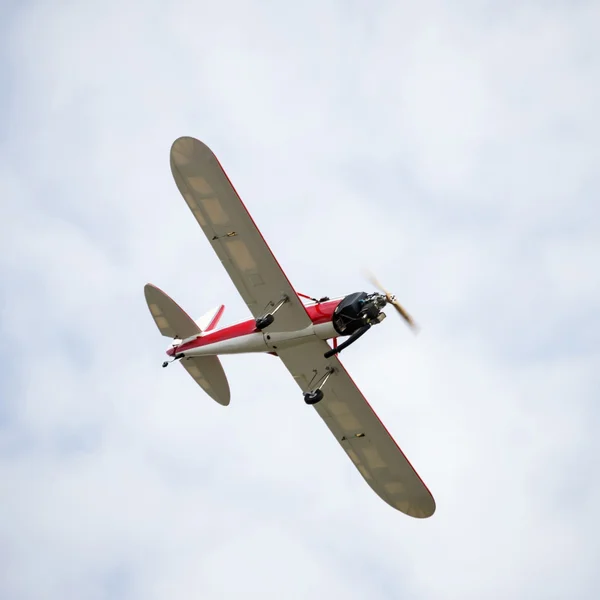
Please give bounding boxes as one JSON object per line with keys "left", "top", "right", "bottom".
{"left": 1, "top": 1, "right": 599, "bottom": 598}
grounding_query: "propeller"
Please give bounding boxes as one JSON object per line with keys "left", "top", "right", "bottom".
{"left": 365, "top": 270, "right": 419, "bottom": 333}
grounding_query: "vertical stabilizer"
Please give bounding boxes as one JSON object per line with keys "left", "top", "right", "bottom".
{"left": 195, "top": 305, "right": 225, "bottom": 333}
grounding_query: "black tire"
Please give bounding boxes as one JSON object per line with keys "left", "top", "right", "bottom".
{"left": 255, "top": 314, "right": 275, "bottom": 330}
{"left": 303, "top": 389, "right": 324, "bottom": 405}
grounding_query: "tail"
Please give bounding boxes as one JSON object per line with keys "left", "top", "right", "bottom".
{"left": 144, "top": 283, "right": 230, "bottom": 406}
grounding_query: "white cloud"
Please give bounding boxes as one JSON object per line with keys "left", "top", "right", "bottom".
{"left": 1, "top": 0, "right": 599, "bottom": 598}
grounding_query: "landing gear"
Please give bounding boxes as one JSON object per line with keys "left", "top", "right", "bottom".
{"left": 255, "top": 314, "right": 275, "bottom": 329}
{"left": 255, "top": 294, "right": 289, "bottom": 330}
{"left": 303, "top": 389, "right": 324, "bottom": 404}
{"left": 303, "top": 366, "right": 335, "bottom": 405}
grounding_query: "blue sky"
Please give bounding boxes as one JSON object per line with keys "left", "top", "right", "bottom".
{"left": 1, "top": 0, "right": 599, "bottom": 598}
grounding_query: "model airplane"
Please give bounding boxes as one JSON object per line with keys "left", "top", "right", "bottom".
{"left": 144, "top": 136, "right": 436, "bottom": 518}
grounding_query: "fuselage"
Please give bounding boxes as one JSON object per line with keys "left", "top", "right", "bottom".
{"left": 166, "top": 298, "right": 343, "bottom": 358}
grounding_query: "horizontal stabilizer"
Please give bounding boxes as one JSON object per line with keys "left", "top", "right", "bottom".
{"left": 181, "top": 355, "right": 230, "bottom": 405}
{"left": 144, "top": 283, "right": 200, "bottom": 339}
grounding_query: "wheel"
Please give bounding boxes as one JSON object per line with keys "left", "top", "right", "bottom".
{"left": 255, "top": 314, "right": 275, "bottom": 329}
{"left": 303, "top": 389, "right": 324, "bottom": 405}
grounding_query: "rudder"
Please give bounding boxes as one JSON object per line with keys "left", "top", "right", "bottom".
{"left": 195, "top": 305, "right": 225, "bottom": 333}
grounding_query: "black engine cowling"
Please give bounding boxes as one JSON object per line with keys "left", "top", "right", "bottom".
{"left": 332, "top": 292, "right": 385, "bottom": 336}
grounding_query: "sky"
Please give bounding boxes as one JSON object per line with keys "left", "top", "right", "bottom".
{"left": 1, "top": 0, "right": 599, "bottom": 598}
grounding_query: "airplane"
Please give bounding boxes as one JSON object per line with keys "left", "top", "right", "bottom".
{"left": 144, "top": 136, "right": 436, "bottom": 518}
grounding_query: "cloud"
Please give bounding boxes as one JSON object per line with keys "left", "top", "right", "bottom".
{"left": 1, "top": 0, "right": 599, "bottom": 598}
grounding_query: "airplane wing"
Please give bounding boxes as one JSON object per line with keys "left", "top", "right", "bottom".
{"left": 277, "top": 338, "right": 436, "bottom": 518}
{"left": 170, "top": 136, "right": 312, "bottom": 332}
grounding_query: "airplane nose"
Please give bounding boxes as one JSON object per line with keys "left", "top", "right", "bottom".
{"left": 166, "top": 346, "right": 176, "bottom": 357}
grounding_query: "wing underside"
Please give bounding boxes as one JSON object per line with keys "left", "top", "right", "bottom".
{"left": 277, "top": 338, "right": 436, "bottom": 518}
{"left": 170, "top": 137, "right": 311, "bottom": 332}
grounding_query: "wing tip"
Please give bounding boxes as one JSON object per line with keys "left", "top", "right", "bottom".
{"left": 143, "top": 281, "right": 157, "bottom": 295}
{"left": 393, "top": 495, "right": 436, "bottom": 519}
{"left": 408, "top": 493, "right": 437, "bottom": 518}
{"left": 170, "top": 136, "right": 214, "bottom": 168}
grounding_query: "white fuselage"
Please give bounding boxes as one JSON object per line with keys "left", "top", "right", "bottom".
{"left": 181, "top": 321, "right": 337, "bottom": 357}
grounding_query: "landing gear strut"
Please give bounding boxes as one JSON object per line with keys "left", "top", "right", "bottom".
{"left": 255, "top": 294, "right": 289, "bottom": 330}
{"left": 303, "top": 366, "right": 335, "bottom": 405}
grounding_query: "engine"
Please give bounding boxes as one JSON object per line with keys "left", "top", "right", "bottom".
{"left": 332, "top": 292, "right": 387, "bottom": 336}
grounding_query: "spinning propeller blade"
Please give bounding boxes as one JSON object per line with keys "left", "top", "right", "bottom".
{"left": 365, "top": 270, "right": 419, "bottom": 332}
